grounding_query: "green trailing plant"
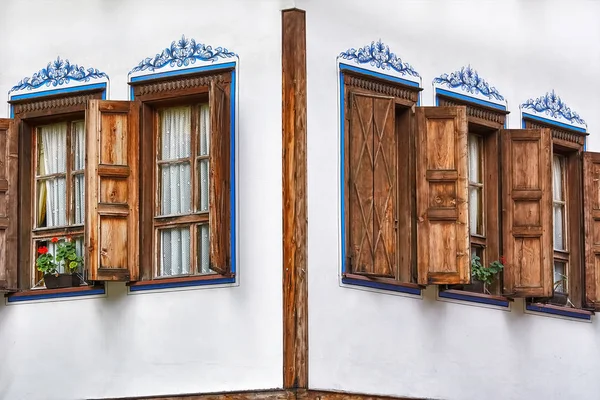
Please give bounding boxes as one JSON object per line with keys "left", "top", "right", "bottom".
{"left": 35, "top": 236, "right": 83, "bottom": 276}
{"left": 471, "top": 255, "right": 504, "bottom": 294}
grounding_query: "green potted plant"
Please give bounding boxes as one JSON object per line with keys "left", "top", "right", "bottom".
{"left": 36, "top": 236, "right": 84, "bottom": 289}
{"left": 471, "top": 255, "right": 504, "bottom": 295}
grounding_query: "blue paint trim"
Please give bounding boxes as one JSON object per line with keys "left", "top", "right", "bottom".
{"left": 339, "top": 64, "right": 420, "bottom": 88}
{"left": 439, "top": 290, "right": 509, "bottom": 307}
{"left": 230, "top": 69, "right": 236, "bottom": 274}
{"left": 7, "top": 288, "right": 105, "bottom": 303}
{"left": 130, "top": 85, "right": 135, "bottom": 101}
{"left": 435, "top": 88, "right": 507, "bottom": 111}
{"left": 9, "top": 83, "right": 107, "bottom": 101}
{"left": 526, "top": 303, "right": 591, "bottom": 321}
{"left": 130, "top": 277, "right": 236, "bottom": 292}
{"left": 342, "top": 278, "right": 421, "bottom": 295}
{"left": 129, "top": 62, "right": 237, "bottom": 83}
{"left": 339, "top": 71, "right": 346, "bottom": 274}
{"left": 522, "top": 113, "right": 587, "bottom": 133}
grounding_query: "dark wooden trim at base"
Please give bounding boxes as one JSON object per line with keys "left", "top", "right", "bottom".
{"left": 90, "top": 389, "right": 431, "bottom": 400}
{"left": 282, "top": 8, "right": 308, "bottom": 390}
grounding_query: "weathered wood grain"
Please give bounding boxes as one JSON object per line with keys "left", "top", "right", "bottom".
{"left": 501, "top": 129, "right": 553, "bottom": 297}
{"left": 415, "top": 107, "right": 470, "bottom": 285}
{"left": 0, "top": 119, "right": 18, "bottom": 291}
{"left": 282, "top": 8, "right": 308, "bottom": 390}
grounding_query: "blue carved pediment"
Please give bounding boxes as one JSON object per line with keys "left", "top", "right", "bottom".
{"left": 129, "top": 35, "right": 237, "bottom": 76}
{"left": 9, "top": 56, "right": 108, "bottom": 95}
{"left": 521, "top": 90, "right": 586, "bottom": 128}
{"left": 433, "top": 65, "right": 504, "bottom": 102}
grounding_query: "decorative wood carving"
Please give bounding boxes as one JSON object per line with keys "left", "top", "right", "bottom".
{"left": 132, "top": 72, "right": 230, "bottom": 97}
{"left": 438, "top": 97, "right": 506, "bottom": 126}
{"left": 526, "top": 121, "right": 586, "bottom": 146}
{"left": 11, "top": 93, "right": 101, "bottom": 115}
{"left": 345, "top": 74, "right": 419, "bottom": 104}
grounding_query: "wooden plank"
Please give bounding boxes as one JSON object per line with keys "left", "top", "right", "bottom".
{"left": 584, "top": 151, "right": 600, "bottom": 309}
{"left": 282, "top": 8, "right": 308, "bottom": 390}
{"left": 501, "top": 129, "right": 553, "bottom": 297}
{"left": 0, "top": 119, "right": 18, "bottom": 291}
{"left": 209, "top": 81, "right": 231, "bottom": 275}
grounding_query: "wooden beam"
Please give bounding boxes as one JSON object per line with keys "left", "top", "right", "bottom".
{"left": 282, "top": 8, "right": 308, "bottom": 390}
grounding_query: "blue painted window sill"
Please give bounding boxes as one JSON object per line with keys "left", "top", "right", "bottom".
{"left": 526, "top": 302, "right": 592, "bottom": 321}
{"left": 342, "top": 274, "right": 422, "bottom": 295}
{"left": 439, "top": 289, "right": 511, "bottom": 308}
{"left": 128, "top": 276, "right": 235, "bottom": 292}
{"left": 6, "top": 286, "right": 105, "bottom": 303}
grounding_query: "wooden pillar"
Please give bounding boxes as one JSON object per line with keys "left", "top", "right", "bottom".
{"left": 282, "top": 8, "right": 308, "bottom": 390}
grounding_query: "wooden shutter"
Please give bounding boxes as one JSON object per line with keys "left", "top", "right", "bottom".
{"left": 501, "top": 129, "right": 553, "bottom": 297}
{"left": 209, "top": 81, "right": 232, "bottom": 275}
{"left": 0, "top": 119, "right": 18, "bottom": 291}
{"left": 346, "top": 92, "right": 396, "bottom": 278}
{"left": 415, "top": 107, "right": 469, "bottom": 285}
{"left": 584, "top": 152, "right": 600, "bottom": 309}
{"left": 86, "top": 100, "right": 139, "bottom": 281}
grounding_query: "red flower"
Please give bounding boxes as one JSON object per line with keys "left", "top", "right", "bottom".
{"left": 38, "top": 246, "right": 49, "bottom": 255}
{"left": 51, "top": 237, "right": 59, "bottom": 243}
{"left": 500, "top": 256, "right": 506, "bottom": 264}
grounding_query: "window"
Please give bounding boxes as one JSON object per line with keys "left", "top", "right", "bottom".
{"left": 341, "top": 69, "right": 471, "bottom": 289}
{"left": 436, "top": 96, "right": 505, "bottom": 298}
{"left": 155, "top": 104, "right": 210, "bottom": 277}
{"left": 133, "top": 70, "right": 233, "bottom": 284}
{"left": 32, "top": 120, "right": 86, "bottom": 287}
{"left": 552, "top": 155, "right": 568, "bottom": 295}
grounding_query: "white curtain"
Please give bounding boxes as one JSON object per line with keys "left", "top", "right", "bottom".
{"left": 159, "top": 107, "right": 192, "bottom": 276}
{"left": 553, "top": 155, "right": 565, "bottom": 250}
{"left": 73, "top": 121, "right": 85, "bottom": 224}
{"left": 39, "top": 124, "right": 67, "bottom": 227}
{"left": 468, "top": 135, "right": 482, "bottom": 235}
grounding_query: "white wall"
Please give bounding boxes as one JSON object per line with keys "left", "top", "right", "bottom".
{"left": 0, "top": 1, "right": 286, "bottom": 399}
{"left": 303, "top": 1, "right": 600, "bottom": 399}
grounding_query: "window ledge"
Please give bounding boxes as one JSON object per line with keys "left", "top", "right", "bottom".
{"left": 6, "top": 285, "right": 105, "bottom": 303}
{"left": 526, "top": 302, "right": 593, "bottom": 321}
{"left": 438, "top": 289, "right": 511, "bottom": 308}
{"left": 128, "top": 274, "right": 236, "bottom": 292}
{"left": 341, "top": 273, "right": 422, "bottom": 296}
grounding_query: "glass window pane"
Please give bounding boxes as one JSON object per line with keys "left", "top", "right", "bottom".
{"left": 554, "top": 205, "right": 565, "bottom": 250}
{"left": 159, "top": 227, "right": 191, "bottom": 276}
{"left": 469, "top": 187, "right": 483, "bottom": 235}
{"left": 197, "top": 224, "right": 210, "bottom": 274}
{"left": 72, "top": 121, "right": 85, "bottom": 171}
{"left": 37, "top": 177, "right": 67, "bottom": 228}
{"left": 159, "top": 106, "right": 191, "bottom": 160}
{"left": 554, "top": 261, "right": 567, "bottom": 293}
{"left": 468, "top": 134, "right": 481, "bottom": 184}
{"left": 553, "top": 155, "right": 564, "bottom": 201}
{"left": 37, "top": 123, "right": 67, "bottom": 175}
{"left": 160, "top": 163, "right": 191, "bottom": 215}
{"left": 199, "top": 159, "right": 209, "bottom": 212}
{"left": 199, "top": 104, "right": 210, "bottom": 156}
{"left": 73, "top": 173, "right": 85, "bottom": 224}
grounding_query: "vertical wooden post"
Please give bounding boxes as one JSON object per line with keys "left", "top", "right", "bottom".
{"left": 282, "top": 8, "right": 308, "bottom": 390}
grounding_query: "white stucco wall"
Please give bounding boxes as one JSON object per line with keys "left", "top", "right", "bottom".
{"left": 0, "top": 1, "right": 286, "bottom": 399}
{"left": 303, "top": 1, "right": 600, "bottom": 400}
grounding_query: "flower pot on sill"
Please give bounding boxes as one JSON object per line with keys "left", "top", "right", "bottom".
{"left": 463, "top": 279, "right": 485, "bottom": 293}
{"left": 43, "top": 273, "right": 82, "bottom": 289}
{"left": 551, "top": 292, "right": 569, "bottom": 306}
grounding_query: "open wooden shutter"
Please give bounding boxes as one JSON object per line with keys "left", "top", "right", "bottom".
{"left": 584, "top": 152, "right": 600, "bottom": 309}
{"left": 86, "top": 100, "right": 139, "bottom": 281}
{"left": 501, "top": 129, "right": 553, "bottom": 297}
{"left": 209, "top": 81, "right": 232, "bottom": 275}
{"left": 346, "top": 92, "right": 396, "bottom": 278}
{"left": 0, "top": 119, "right": 18, "bottom": 291}
{"left": 415, "top": 107, "right": 469, "bottom": 285}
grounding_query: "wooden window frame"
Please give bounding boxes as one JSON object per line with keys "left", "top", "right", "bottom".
{"left": 10, "top": 89, "right": 105, "bottom": 291}
{"left": 525, "top": 118, "right": 585, "bottom": 308}
{"left": 437, "top": 96, "right": 506, "bottom": 297}
{"left": 341, "top": 69, "right": 421, "bottom": 288}
{"left": 131, "top": 69, "right": 234, "bottom": 285}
